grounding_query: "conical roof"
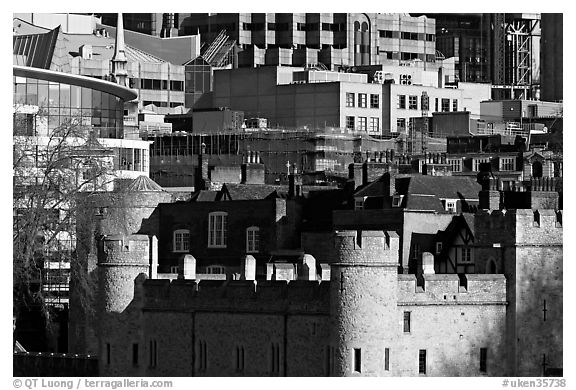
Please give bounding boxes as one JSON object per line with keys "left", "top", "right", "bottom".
{"left": 125, "top": 176, "right": 164, "bottom": 192}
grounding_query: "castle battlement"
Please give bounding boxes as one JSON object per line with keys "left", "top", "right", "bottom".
{"left": 97, "top": 234, "right": 150, "bottom": 266}
{"left": 333, "top": 230, "right": 399, "bottom": 266}
{"left": 142, "top": 278, "right": 330, "bottom": 313}
{"left": 398, "top": 273, "right": 507, "bottom": 304}
{"left": 475, "top": 209, "right": 562, "bottom": 245}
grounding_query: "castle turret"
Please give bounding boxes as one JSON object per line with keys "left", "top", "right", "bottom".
{"left": 329, "top": 230, "right": 399, "bottom": 376}
{"left": 97, "top": 234, "right": 150, "bottom": 376}
{"left": 70, "top": 176, "right": 171, "bottom": 355}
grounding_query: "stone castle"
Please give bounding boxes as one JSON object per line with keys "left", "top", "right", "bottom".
{"left": 70, "top": 175, "right": 562, "bottom": 377}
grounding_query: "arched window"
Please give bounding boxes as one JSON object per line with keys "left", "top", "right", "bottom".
{"left": 173, "top": 229, "right": 190, "bottom": 253}
{"left": 532, "top": 161, "right": 543, "bottom": 178}
{"left": 246, "top": 226, "right": 260, "bottom": 253}
{"left": 486, "top": 258, "right": 497, "bottom": 274}
{"left": 208, "top": 212, "right": 227, "bottom": 248}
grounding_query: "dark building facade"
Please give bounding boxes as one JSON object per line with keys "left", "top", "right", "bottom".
{"left": 540, "top": 13, "right": 563, "bottom": 102}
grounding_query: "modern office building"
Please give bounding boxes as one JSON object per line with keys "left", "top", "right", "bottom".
{"left": 13, "top": 16, "right": 188, "bottom": 119}
{"left": 212, "top": 65, "right": 491, "bottom": 136}
{"left": 540, "top": 14, "right": 562, "bottom": 102}
{"left": 416, "top": 13, "right": 541, "bottom": 100}
{"left": 13, "top": 66, "right": 148, "bottom": 182}
{"left": 100, "top": 13, "right": 439, "bottom": 71}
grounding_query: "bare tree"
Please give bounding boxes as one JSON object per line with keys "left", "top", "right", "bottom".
{"left": 13, "top": 108, "right": 116, "bottom": 347}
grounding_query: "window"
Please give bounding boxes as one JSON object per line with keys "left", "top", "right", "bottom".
{"left": 408, "top": 95, "right": 418, "bottom": 110}
{"left": 500, "top": 157, "right": 516, "bottom": 171}
{"left": 246, "top": 227, "right": 260, "bottom": 253}
{"left": 379, "top": 30, "right": 393, "bottom": 38}
{"left": 426, "top": 33, "right": 435, "bottom": 42}
{"left": 271, "top": 343, "right": 281, "bottom": 374}
{"left": 435, "top": 242, "right": 443, "bottom": 254}
{"left": 149, "top": 339, "right": 157, "bottom": 368}
{"left": 358, "top": 93, "right": 367, "bottom": 108}
{"left": 346, "top": 93, "right": 355, "bottom": 107}
{"left": 403, "top": 311, "right": 411, "bottom": 333}
{"left": 384, "top": 348, "right": 390, "bottom": 371}
{"left": 441, "top": 98, "right": 450, "bottom": 112}
{"left": 353, "top": 348, "right": 362, "bottom": 373}
{"left": 408, "top": 118, "right": 417, "bottom": 132}
{"left": 452, "top": 99, "right": 458, "bottom": 112}
{"left": 370, "top": 94, "right": 379, "bottom": 108}
{"left": 459, "top": 247, "right": 473, "bottom": 263}
{"left": 445, "top": 200, "right": 457, "bottom": 213}
{"left": 170, "top": 266, "right": 179, "bottom": 274}
{"left": 397, "top": 95, "right": 406, "bottom": 109}
{"left": 480, "top": 348, "right": 487, "bottom": 373}
{"left": 326, "top": 346, "right": 336, "bottom": 375}
{"left": 354, "top": 198, "right": 364, "bottom": 210}
{"left": 396, "top": 118, "right": 406, "bottom": 133}
{"left": 358, "top": 117, "right": 367, "bottom": 132}
{"left": 411, "top": 244, "right": 421, "bottom": 261}
{"left": 533, "top": 210, "right": 540, "bottom": 227}
{"left": 235, "top": 346, "right": 245, "bottom": 372}
{"left": 106, "top": 343, "right": 111, "bottom": 365}
{"left": 392, "top": 194, "right": 404, "bottom": 207}
{"left": 401, "top": 31, "right": 419, "bottom": 40}
{"left": 173, "top": 229, "right": 190, "bottom": 252}
{"left": 346, "top": 116, "right": 355, "bottom": 130}
{"left": 206, "top": 265, "right": 226, "bottom": 274}
{"left": 473, "top": 158, "right": 490, "bottom": 172}
{"left": 369, "top": 117, "right": 379, "bottom": 133}
{"left": 435, "top": 98, "right": 439, "bottom": 112}
{"left": 198, "top": 341, "right": 207, "bottom": 371}
{"left": 132, "top": 343, "right": 139, "bottom": 366}
{"left": 419, "top": 350, "right": 426, "bottom": 374}
{"left": 208, "top": 212, "right": 227, "bottom": 248}
{"left": 447, "top": 158, "right": 462, "bottom": 172}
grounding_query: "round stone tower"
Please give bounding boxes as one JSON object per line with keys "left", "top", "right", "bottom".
{"left": 70, "top": 176, "right": 171, "bottom": 355}
{"left": 97, "top": 234, "right": 149, "bottom": 376}
{"left": 329, "top": 230, "right": 399, "bottom": 376}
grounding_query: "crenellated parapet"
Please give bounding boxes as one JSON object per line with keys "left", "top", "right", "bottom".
{"left": 397, "top": 274, "right": 507, "bottom": 305}
{"left": 142, "top": 278, "right": 330, "bottom": 314}
{"left": 97, "top": 234, "right": 151, "bottom": 267}
{"left": 474, "top": 209, "right": 562, "bottom": 246}
{"left": 333, "top": 230, "right": 399, "bottom": 267}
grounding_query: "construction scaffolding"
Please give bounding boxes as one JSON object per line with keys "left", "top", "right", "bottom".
{"left": 144, "top": 129, "right": 402, "bottom": 187}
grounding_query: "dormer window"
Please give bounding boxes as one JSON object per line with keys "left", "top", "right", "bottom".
{"left": 445, "top": 200, "right": 457, "bottom": 213}
{"left": 392, "top": 194, "right": 404, "bottom": 207}
{"left": 435, "top": 242, "right": 443, "bottom": 254}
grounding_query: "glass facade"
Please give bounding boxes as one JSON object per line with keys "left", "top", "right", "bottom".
{"left": 13, "top": 76, "right": 124, "bottom": 138}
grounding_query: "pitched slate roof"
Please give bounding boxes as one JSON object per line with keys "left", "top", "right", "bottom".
{"left": 220, "top": 184, "right": 284, "bottom": 200}
{"left": 405, "top": 194, "right": 445, "bottom": 212}
{"left": 190, "top": 190, "right": 219, "bottom": 202}
{"left": 402, "top": 176, "right": 480, "bottom": 212}
{"left": 354, "top": 175, "right": 389, "bottom": 198}
{"left": 405, "top": 175, "right": 481, "bottom": 200}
